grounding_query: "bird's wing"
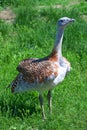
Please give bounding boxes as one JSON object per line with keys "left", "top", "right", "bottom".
{"left": 17, "top": 58, "right": 38, "bottom": 71}
{"left": 17, "top": 58, "right": 58, "bottom": 83}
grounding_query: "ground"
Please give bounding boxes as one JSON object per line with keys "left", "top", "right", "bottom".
{"left": 0, "top": 7, "right": 15, "bottom": 23}
{"left": 0, "top": 0, "right": 87, "bottom": 129}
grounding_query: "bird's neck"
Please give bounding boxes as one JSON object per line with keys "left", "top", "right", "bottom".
{"left": 50, "top": 27, "right": 64, "bottom": 61}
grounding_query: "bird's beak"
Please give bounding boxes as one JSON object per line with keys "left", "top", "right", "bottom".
{"left": 70, "top": 18, "right": 75, "bottom": 22}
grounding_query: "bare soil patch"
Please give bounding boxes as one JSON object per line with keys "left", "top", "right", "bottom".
{"left": 0, "top": 7, "right": 16, "bottom": 23}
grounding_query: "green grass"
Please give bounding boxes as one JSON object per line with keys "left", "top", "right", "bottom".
{"left": 0, "top": 0, "right": 87, "bottom": 130}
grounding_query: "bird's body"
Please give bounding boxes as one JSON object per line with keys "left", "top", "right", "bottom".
{"left": 9, "top": 17, "right": 75, "bottom": 119}
{"left": 11, "top": 53, "right": 70, "bottom": 93}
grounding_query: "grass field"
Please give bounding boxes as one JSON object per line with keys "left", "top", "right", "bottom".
{"left": 0, "top": 0, "right": 87, "bottom": 129}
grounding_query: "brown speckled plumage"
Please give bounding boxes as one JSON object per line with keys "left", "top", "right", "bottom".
{"left": 16, "top": 55, "right": 58, "bottom": 83}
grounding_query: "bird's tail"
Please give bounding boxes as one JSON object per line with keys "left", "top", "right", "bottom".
{"left": 7, "top": 73, "right": 20, "bottom": 93}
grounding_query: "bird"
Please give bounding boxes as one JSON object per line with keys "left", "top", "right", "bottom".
{"left": 9, "top": 17, "right": 75, "bottom": 119}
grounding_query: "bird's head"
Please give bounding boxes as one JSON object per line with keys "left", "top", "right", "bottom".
{"left": 58, "top": 17, "right": 75, "bottom": 28}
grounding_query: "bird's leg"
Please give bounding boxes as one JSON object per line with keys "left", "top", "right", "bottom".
{"left": 39, "top": 94, "right": 46, "bottom": 119}
{"left": 47, "top": 90, "right": 52, "bottom": 114}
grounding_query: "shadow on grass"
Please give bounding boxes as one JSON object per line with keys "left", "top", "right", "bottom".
{"left": 0, "top": 90, "right": 39, "bottom": 119}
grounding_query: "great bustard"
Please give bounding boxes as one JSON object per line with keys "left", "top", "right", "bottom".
{"left": 9, "top": 17, "right": 75, "bottom": 119}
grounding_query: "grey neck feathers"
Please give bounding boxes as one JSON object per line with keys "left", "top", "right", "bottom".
{"left": 54, "top": 27, "right": 64, "bottom": 59}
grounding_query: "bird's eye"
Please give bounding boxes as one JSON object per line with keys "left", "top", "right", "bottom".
{"left": 60, "top": 20, "right": 64, "bottom": 22}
